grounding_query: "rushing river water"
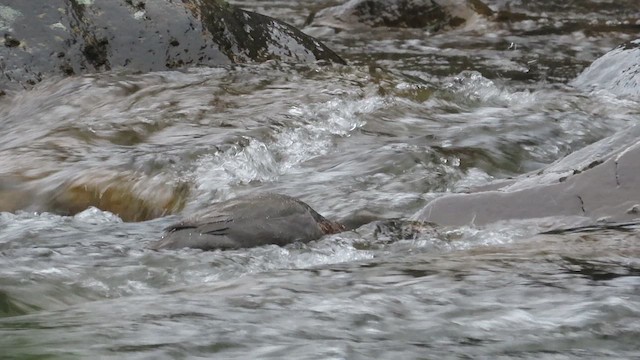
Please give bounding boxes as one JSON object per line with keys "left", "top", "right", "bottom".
{"left": 1, "top": 1, "right": 640, "bottom": 359}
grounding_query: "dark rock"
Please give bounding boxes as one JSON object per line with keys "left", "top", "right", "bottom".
{"left": 347, "top": 218, "right": 443, "bottom": 250}
{"left": 571, "top": 39, "right": 640, "bottom": 98}
{"left": 306, "top": 0, "right": 492, "bottom": 31}
{"left": 0, "top": 290, "right": 41, "bottom": 317}
{"left": 151, "top": 193, "right": 346, "bottom": 251}
{"left": 414, "top": 123, "right": 640, "bottom": 227}
{"left": 373, "top": 219, "right": 440, "bottom": 242}
{"left": 3, "top": 34, "right": 20, "bottom": 48}
{"left": 0, "top": 0, "right": 345, "bottom": 90}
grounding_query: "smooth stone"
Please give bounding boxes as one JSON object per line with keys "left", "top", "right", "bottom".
{"left": 414, "top": 122, "right": 640, "bottom": 228}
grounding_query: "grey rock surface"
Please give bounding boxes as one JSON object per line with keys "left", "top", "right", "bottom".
{"left": 415, "top": 123, "right": 640, "bottom": 227}
{"left": 415, "top": 41, "right": 640, "bottom": 228}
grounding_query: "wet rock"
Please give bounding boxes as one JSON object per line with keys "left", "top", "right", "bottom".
{"left": 414, "top": 39, "right": 640, "bottom": 228}
{"left": 151, "top": 193, "right": 345, "bottom": 251}
{"left": 0, "top": 170, "right": 189, "bottom": 221}
{"left": 0, "top": 0, "right": 345, "bottom": 91}
{"left": 47, "top": 171, "right": 189, "bottom": 222}
{"left": 0, "top": 290, "right": 41, "bottom": 317}
{"left": 571, "top": 39, "right": 640, "bottom": 98}
{"left": 306, "top": 0, "right": 493, "bottom": 31}
{"left": 372, "top": 219, "right": 440, "bottom": 241}
{"left": 414, "top": 123, "right": 640, "bottom": 227}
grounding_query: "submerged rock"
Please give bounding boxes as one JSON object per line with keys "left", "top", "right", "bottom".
{"left": 415, "top": 123, "right": 640, "bottom": 228}
{"left": 0, "top": 170, "right": 189, "bottom": 222}
{"left": 571, "top": 39, "right": 640, "bottom": 98}
{"left": 0, "top": 0, "right": 345, "bottom": 91}
{"left": 0, "top": 290, "right": 41, "bottom": 317}
{"left": 47, "top": 171, "right": 189, "bottom": 222}
{"left": 151, "top": 193, "right": 345, "bottom": 251}
{"left": 306, "top": 0, "right": 493, "bottom": 31}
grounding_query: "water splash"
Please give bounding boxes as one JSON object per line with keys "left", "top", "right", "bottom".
{"left": 442, "top": 70, "right": 538, "bottom": 106}
{"left": 190, "top": 96, "right": 383, "bottom": 203}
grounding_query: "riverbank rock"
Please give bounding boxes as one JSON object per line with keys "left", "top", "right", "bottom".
{"left": 571, "top": 39, "right": 640, "bottom": 98}
{"left": 305, "top": 0, "right": 493, "bottom": 31}
{"left": 0, "top": 0, "right": 345, "bottom": 91}
{"left": 414, "top": 39, "right": 640, "bottom": 228}
{"left": 414, "top": 122, "right": 640, "bottom": 227}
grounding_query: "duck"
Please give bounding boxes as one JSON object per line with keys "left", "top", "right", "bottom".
{"left": 150, "top": 193, "right": 345, "bottom": 251}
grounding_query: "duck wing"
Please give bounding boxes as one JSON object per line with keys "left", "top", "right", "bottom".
{"left": 152, "top": 217, "right": 239, "bottom": 250}
{"left": 150, "top": 193, "right": 335, "bottom": 251}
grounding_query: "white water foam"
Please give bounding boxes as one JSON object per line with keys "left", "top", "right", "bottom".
{"left": 191, "top": 96, "right": 383, "bottom": 199}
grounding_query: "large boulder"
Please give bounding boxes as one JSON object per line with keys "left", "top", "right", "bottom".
{"left": 305, "top": 0, "right": 493, "bottom": 31}
{"left": 571, "top": 39, "right": 640, "bottom": 98}
{"left": 414, "top": 123, "right": 640, "bottom": 227}
{"left": 0, "top": 0, "right": 345, "bottom": 91}
{"left": 415, "top": 40, "right": 640, "bottom": 228}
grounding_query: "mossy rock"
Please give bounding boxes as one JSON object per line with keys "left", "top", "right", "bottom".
{"left": 0, "top": 0, "right": 345, "bottom": 90}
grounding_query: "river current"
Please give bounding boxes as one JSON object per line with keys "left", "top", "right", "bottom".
{"left": 1, "top": 1, "right": 639, "bottom": 359}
